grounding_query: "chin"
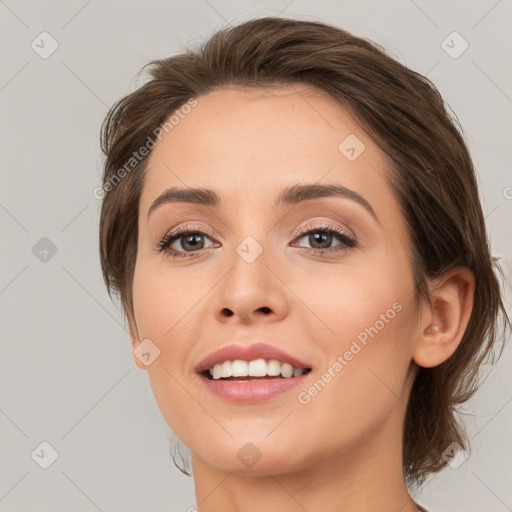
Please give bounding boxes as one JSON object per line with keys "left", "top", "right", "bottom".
{"left": 193, "top": 442, "right": 307, "bottom": 476}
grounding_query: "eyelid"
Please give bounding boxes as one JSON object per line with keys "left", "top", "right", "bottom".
{"left": 292, "top": 220, "right": 355, "bottom": 241}
{"left": 155, "top": 223, "right": 219, "bottom": 252}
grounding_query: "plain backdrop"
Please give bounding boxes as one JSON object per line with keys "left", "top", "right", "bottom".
{"left": 1, "top": 1, "right": 511, "bottom": 511}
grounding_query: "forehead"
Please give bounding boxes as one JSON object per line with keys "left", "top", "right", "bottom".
{"left": 140, "top": 85, "right": 393, "bottom": 214}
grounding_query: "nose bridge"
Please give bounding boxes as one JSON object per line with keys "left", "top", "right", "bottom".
{"left": 228, "top": 200, "right": 273, "bottom": 267}
{"left": 212, "top": 222, "right": 288, "bottom": 323}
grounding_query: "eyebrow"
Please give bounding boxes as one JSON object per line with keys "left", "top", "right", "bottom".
{"left": 147, "top": 183, "right": 379, "bottom": 222}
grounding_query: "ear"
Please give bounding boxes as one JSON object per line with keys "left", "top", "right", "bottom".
{"left": 129, "top": 320, "right": 147, "bottom": 371}
{"left": 413, "top": 267, "right": 475, "bottom": 368}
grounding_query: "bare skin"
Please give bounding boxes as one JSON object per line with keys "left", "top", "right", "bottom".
{"left": 129, "top": 85, "right": 474, "bottom": 512}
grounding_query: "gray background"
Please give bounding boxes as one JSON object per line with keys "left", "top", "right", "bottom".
{"left": 1, "top": 1, "right": 511, "bottom": 511}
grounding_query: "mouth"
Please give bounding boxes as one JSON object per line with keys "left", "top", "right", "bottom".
{"left": 196, "top": 359, "right": 313, "bottom": 403}
{"left": 194, "top": 343, "right": 313, "bottom": 402}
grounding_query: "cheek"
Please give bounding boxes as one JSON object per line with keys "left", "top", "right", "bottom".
{"left": 132, "top": 261, "right": 202, "bottom": 339}
{"left": 289, "top": 253, "right": 409, "bottom": 341}
{"left": 294, "top": 300, "right": 416, "bottom": 450}
{"left": 131, "top": 263, "right": 202, "bottom": 438}
{"left": 290, "top": 260, "right": 415, "bottom": 410}
{"left": 327, "top": 264, "right": 416, "bottom": 378}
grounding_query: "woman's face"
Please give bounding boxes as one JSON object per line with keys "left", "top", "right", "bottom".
{"left": 132, "top": 85, "right": 423, "bottom": 475}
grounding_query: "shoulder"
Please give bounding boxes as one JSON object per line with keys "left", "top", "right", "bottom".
{"left": 414, "top": 503, "right": 431, "bottom": 512}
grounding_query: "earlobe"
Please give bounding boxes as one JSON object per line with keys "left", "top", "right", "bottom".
{"left": 413, "top": 267, "right": 475, "bottom": 368}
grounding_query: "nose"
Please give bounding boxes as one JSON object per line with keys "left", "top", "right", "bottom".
{"left": 212, "top": 243, "right": 289, "bottom": 325}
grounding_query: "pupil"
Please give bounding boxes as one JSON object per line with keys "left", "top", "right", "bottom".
{"left": 310, "top": 232, "right": 331, "bottom": 249}
{"left": 183, "top": 234, "right": 204, "bottom": 251}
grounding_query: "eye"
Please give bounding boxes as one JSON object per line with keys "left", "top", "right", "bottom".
{"left": 291, "top": 223, "right": 356, "bottom": 254}
{"left": 156, "top": 222, "right": 356, "bottom": 258}
{"left": 157, "top": 224, "right": 218, "bottom": 258}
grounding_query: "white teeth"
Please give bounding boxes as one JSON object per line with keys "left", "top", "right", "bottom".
{"left": 248, "top": 358, "right": 267, "bottom": 377}
{"left": 231, "top": 360, "right": 248, "bottom": 377}
{"left": 213, "top": 364, "right": 223, "bottom": 380}
{"left": 220, "top": 361, "right": 232, "bottom": 378}
{"left": 281, "top": 363, "right": 293, "bottom": 378}
{"left": 207, "top": 359, "right": 309, "bottom": 380}
{"left": 266, "top": 359, "right": 281, "bottom": 376}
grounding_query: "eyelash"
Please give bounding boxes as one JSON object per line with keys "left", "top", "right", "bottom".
{"left": 157, "top": 223, "right": 356, "bottom": 258}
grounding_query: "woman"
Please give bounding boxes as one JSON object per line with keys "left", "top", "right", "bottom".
{"left": 98, "top": 17, "right": 509, "bottom": 512}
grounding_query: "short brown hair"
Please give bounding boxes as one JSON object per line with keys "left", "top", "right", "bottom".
{"left": 99, "top": 17, "right": 509, "bottom": 486}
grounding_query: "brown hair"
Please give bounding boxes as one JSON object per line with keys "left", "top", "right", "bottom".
{"left": 99, "top": 17, "right": 509, "bottom": 486}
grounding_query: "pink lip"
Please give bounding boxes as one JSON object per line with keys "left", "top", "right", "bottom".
{"left": 194, "top": 342, "right": 312, "bottom": 374}
{"left": 198, "top": 371, "right": 311, "bottom": 403}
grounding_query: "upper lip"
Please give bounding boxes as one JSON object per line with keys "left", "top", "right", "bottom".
{"left": 195, "top": 342, "right": 312, "bottom": 373}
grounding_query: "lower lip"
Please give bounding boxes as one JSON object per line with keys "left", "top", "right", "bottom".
{"left": 198, "top": 372, "right": 311, "bottom": 403}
